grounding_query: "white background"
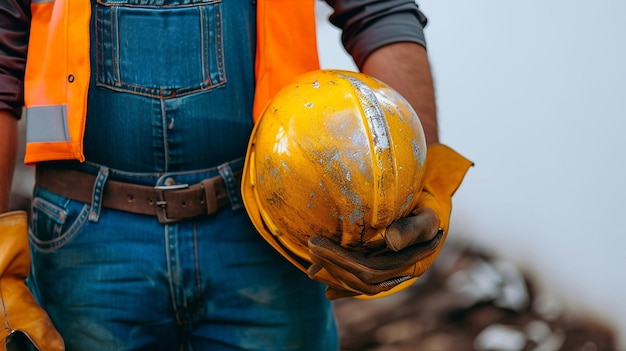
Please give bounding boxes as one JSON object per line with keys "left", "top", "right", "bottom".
{"left": 316, "top": 0, "right": 626, "bottom": 348}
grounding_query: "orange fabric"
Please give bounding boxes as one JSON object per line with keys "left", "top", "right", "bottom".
{"left": 253, "top": 0, "right": 320, "bottom": 122}
{"left": 24, "top": 0, "right": 91, "bottom": 164}
{"left": 23, "top": 0, "right": 320, "bottom": 164}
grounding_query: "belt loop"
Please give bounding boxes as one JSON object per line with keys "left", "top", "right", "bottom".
{"left": 88, "top": 166, "right": 110, "bottom": 223}
{"left": 218, "top": 163, "right": 243, "bottom": 211}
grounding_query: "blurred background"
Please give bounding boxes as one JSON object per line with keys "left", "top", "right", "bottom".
{"left": 316, "top": 0, "right": 626, "bottom": 350}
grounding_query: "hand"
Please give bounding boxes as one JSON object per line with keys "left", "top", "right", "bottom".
{"left": 0, "top": 211, "right": 65, "bottom": 351}
{"left": 307, "top": 144, "right": 473, "bottom": 299}
{"left": 307, "top": 208, "right": 443, "bottom": 299}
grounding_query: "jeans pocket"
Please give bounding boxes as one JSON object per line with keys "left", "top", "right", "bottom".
{"left": 29, "top": 187, "right": 90, "bottom": 252}
{"left": 94, "top": 0, "right": 225, "bottom": 97}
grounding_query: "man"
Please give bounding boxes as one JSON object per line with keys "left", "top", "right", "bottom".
{"left": 0, "top": 0, "right": 471, "bottom": 349}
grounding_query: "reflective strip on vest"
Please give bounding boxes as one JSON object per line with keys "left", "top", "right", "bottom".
{"left": 23, "top": 0, "right": 319, "bottom": 164}
{"left": 24, "top": 0, "right": 90, "bottom": 164}
{"left": 25, "top": 105, "right": 69, "bottom": 143}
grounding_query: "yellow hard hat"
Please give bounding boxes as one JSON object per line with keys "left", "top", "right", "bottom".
{"left": 242, "top": 69, "right": 427, "bottom": 272}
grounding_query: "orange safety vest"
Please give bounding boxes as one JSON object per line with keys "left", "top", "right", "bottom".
{"left": 24, "top": 0, "right": 320, "bottom": 165}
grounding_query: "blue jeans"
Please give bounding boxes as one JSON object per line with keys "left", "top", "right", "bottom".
{"left": 27, "top": 0, "right": 338, "bottom": 349}
{"left": 29, "top": 161, "right": 337, "bottom": 350}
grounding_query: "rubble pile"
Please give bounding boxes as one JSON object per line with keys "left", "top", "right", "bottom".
{"left": 334, "top": 242, "right": 618, "bottom": 351}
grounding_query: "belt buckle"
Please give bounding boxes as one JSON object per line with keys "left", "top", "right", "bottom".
{"left": 154, "top": 183, "right": 189, "bottom": 224}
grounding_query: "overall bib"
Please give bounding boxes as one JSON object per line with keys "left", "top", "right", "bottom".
{"left": 27, "top": 0, "right": 338, "bottom": 349}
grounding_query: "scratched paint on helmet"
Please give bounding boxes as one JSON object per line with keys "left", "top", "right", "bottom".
{"left": 343, "top": 73, "right": 400, "bottom": 229}
{"left": 342, "top": 74, "right": 391, "bottom": 150}
{"left": 243, "top": 69, "right": 427, "bottom": 260}
{"left": 323, "top": 107, "right": 372, "bottom": 180}
{"left": 272, "top": 124, "right": 289, "bottom": 155}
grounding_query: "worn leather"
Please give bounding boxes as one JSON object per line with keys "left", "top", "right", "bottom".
{"left": 35, "top": 167, "right": 239, "bottom": 223}
{"left": 0, "top": 211, "right": 64, "bottom": 351}
{"left": 307, "top": 144, "right": 473, "bottom": 299}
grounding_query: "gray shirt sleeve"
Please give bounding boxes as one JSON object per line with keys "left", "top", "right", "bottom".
{"left": 323, "top": 0, "right": 428, "bottom": 69}
{"left": 0, "top": 0, "right": 30, "bottom": 119}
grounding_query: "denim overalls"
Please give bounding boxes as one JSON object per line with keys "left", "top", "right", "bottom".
{"left": 27, "top": 0, "right": 338, "bottom": 349}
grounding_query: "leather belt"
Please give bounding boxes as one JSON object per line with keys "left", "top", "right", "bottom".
{"left": 35, "top": 167, "right": 241, "bottom": 224}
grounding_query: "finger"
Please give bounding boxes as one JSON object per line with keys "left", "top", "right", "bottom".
{"left": 309, "top": 236, "right": 406, "bottom": 272}
{"left": 308, "top": 247, "right": 414, "bottom": 295}
{"left": 307, "top": 265, "right": 372, "bottom": 299}
{"left": 384, "top": 207, "right": 440, "bottom": 251}
{"left": 308, "top": 254, "right": 387, "bottom": 295}
{"left": 307, "top": 264, "right": 361, "bottom": 294}
{"left": 325, "top": 287, "right": 361, "bottom": 300}
{"left": 309, "top": 235, "right": 442, "bottom": 274}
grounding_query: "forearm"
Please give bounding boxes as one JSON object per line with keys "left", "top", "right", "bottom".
{"left": 0, "top": 110, "right": 18, "bottom": 213}
{"left": 324, "top": 0, "right": 436, "bottom": 143}
{"left": 0, "top": 0, "right": 30, "bottom": 212}
{"left": 361, "top": 42, "right": 439, "bottom": 145}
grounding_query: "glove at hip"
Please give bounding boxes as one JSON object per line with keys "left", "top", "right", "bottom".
{"left": 307, "top": 144, "right": 473, "bottom": 299}
{"left": 0, "top": 211, "right": 64, "bottom": 351}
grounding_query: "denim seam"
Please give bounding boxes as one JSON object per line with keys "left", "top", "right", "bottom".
{"left": 218, "top": 163, "right": 242, "bottom": 211}
{"left": 89, "top": 166, "right": 110, "bottom": 222}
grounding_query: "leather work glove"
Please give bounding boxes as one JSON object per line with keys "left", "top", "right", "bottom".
{"left": 307, "top": 144, "right": 473, "bottom": 300}
{"left": 0, "top": 211, "right": 64, "bottom": 351}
